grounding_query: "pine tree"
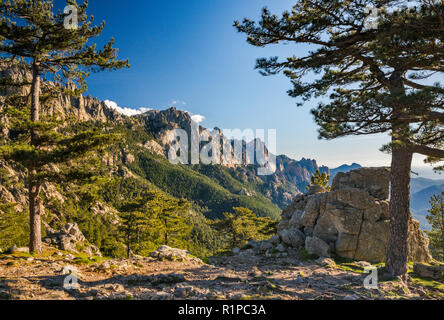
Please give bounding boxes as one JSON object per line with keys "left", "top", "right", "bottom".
{"left": 118, "top": 198, "right": 150, "bottom": 259}
{"left": 117, "top": 191, "right": 194, "bottom": 256}
{"left": 235, "top": 1, "right": 444, "bottom": 278}
{"left": 212, "top": 207, "right": 276, "bottom": 250}
{"left": 146, "top": 192, "right": 192, "bottom": 248}
{"left": 306, "top": 169, "right": 331, "bottom": 191}
{"left": 0, "top": 0, "right": 129, "bottom": 253}
{"left": 425, "top": 192, "right": 444, "bottom": 262}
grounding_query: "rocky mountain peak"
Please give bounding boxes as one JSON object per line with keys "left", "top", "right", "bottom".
{"left": 0, "top": 64, "right": 125, "bottom": 124}
{"left": 136, "top": 107, "right": 194, "bottom": 135}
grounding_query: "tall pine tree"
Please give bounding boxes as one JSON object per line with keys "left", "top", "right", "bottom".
{"left": 146, "top": 192, "right": 192, "bottom": 248}
{"left": 118, "top": 198, "right": 150, "bottom": 259}
{"left": 0, "top": 0, "right": 128, "bottom": 253}
{"left": 235, "top": 0, "right": 444, "bottom": 278}
{"left": 212, "top": 207, "right": 276, "bottom": 250}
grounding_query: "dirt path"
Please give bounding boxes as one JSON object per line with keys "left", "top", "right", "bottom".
{"left": 0, "top": 252, "right": 442, "bottom": 300}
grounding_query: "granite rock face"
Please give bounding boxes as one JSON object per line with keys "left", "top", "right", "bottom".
{"left": 278, "top": 167, "right": 432, "bottom": 263}
{"left": 331, "top": 167, "right": 390, "bottom": 200}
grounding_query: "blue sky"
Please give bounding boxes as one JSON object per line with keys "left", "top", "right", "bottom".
{"left": 63, "top": 0, "right": 441, "bottom": 178}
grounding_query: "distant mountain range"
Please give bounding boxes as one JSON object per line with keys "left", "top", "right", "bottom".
{"left": 136, "top": 107, "right": 360, "bottom": 211}
{"left": 411, "top": 177, "right": 444, "bottom": 194}
{"left": 410, "top": 177, "right": 444, "bottom": 230}
{"left": 0, "top": 76, "right": 362, "bottom": 221}
{"left": 137, "top": 108, "right": 444, "bottom": 223}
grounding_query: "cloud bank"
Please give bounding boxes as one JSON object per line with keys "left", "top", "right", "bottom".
{"left": 104, "top": 99, "right": 205, "bottom": 124}
{"left": 104, "top": 100, "right": 151, "bottom": 116}
{"left": 190, "top": 114, "right": 205, "bottom": 123}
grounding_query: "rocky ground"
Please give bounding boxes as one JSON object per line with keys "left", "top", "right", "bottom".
{"left": 0, "top": 246, "right": 443, "bottom": 300}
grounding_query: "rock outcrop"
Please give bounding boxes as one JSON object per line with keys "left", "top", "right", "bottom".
{"left": 413, "top": 262, "right": 444, "bottom": 281}
{"left": 5, "top": 245, "right": 29, "bottom": 254}
{"left": 277, "top": 167, "right": 432, "bottom": 263}
{"left": 331, "top": 167, "right": 390, "bottom": 199}
{"left": 150, "top": 245, "right": 203, "bottom": 263}
{"left": 43, "top": 223, "right": 101, "bottom": 257}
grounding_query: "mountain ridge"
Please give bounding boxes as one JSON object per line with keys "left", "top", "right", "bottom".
{"left": 0, "top": 69, "right": 377, "bottom": 225}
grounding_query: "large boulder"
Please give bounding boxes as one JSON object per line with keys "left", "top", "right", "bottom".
{"left": 278, "top": 228, "right": 305, "bottom": 248}
{"left": 150, "top": 245, "right": 202, "bottom": 263}
{"left": 305, "top": 236, "right": 331, "bottom": 258}
{"left": 43, "top": 223, "right": 101, "bottom": 257}
{"left": 331, "top": 167, "right": 390, "bottom": 200}
{"left": 413, "top": 263, "right": 444, "bottom": 281}
{"left": 6, "top": 245, "right": 29, "bottom": 254}
{"left": 408, "top": 218, "right": 433, "bottom": 263}
{"left": 352, "top": 219, "right": 390, "bottom": 262}
{"left": 300, "top": 195, "right": 322, "bottom": 227}
{"left": 277, "top": 167, "right": 432, "bottom": 263}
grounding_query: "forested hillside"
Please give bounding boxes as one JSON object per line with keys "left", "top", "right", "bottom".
{"left": 0, "top": 65, "right": 367, "bottom": 258}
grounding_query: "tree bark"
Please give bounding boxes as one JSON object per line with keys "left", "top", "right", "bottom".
{"left": 127, "top": 231, "right": 131, "bottom": 259}
{"left": 386, "top": 146, "right": 413, "bottom": 278}
{"left": 164, "top": 219, "right": 169, "bottom": 245}
{"left": 385, "top": 69, "right": 413, "bottom": 279}
{"left": 440, "top": 196, "right": 444, "bottom": 261}
{"left": 29, "top": 59, "right": 42, "bottom": 254}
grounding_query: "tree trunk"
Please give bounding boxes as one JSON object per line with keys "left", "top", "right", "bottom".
{"left": 232, "top": 229, "right": 237, "bottom": 249}
{"left": 127, "top": 231, "right": 131, "bottom": 259}
{"left": 386, "top": 147, "right": 413, "bottom": 278}
{"left": 29, "top": 60, "right": 42, "bottom": 254}
{"left": 440, "top": 196, "right": 444, "bottom": 261}
{"left": 137, "top": 228, "right": 140, "bottom": 252}
{"left": 164, "top": 219, "right": 169, "bottom": 245}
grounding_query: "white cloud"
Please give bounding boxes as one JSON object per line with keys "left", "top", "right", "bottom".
{"left": 104, "top": 100, "right": 151, "bottom": 116}
{"left": 171, "top": 99, "right": 187, "bottom": 106}
{"left": 190, "top": 114, "right": 205, "bottom": 123}
{"left": 182, "top": 108, "right": 206, "bottom": 124}
{"left": 104, "top": 99, "right": 205, "bottom": 124}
